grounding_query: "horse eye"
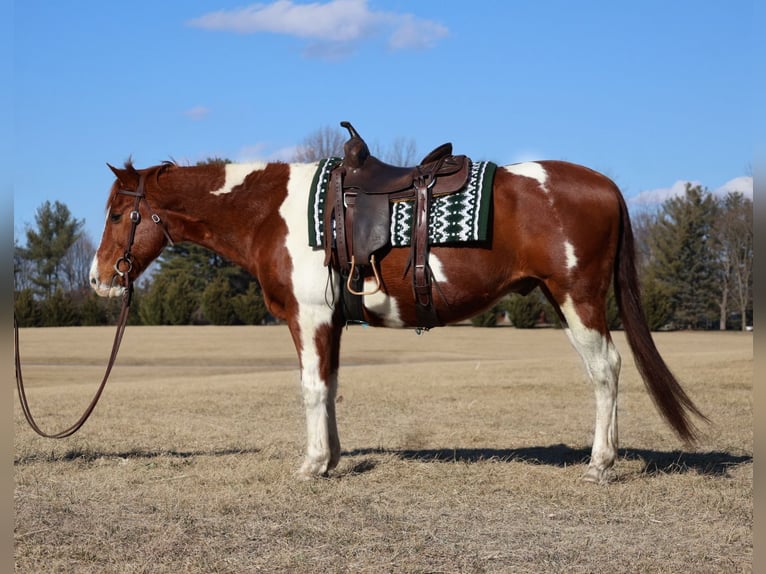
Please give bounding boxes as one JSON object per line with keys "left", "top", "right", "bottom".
{"left": 110, "top": 213, "right": 122, "bottom": 223}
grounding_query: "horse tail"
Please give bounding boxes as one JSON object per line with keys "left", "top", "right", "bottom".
{"left": 613, "top": 190, "right": 708, "bottom": 444}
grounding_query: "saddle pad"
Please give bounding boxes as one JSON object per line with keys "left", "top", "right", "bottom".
{"left": 308, "top": 158, "right": 496, "bottom": 248}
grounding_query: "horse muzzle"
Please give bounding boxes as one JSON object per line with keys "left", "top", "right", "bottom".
{"left": 89, "top": 256, "right": 127, "bottom": 298}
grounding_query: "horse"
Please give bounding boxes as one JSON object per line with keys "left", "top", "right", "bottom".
{"left": 89, "top": 146, "right": 707, "bottom": 484}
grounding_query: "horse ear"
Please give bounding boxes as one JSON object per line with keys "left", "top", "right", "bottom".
{"left": 107, "top": 163, "right": 137, "bottom": 187}
{"left": 107, "top": 163, "right": 124, "bottom": 180}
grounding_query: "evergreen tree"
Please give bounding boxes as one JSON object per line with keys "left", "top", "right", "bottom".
{"left": 470, "top": 305, "right": 502, "bottom": 327}
{"left": 231, "top": 282, "right": 270, "bottom": 325}
{"left": 19, "top": 201, "right": 84, "bottom": 298}
{"left": 640, "top": 270, "right": 675, "bottom": 331}
{"left": 504, "top": 292, "right": 543, "bottom": 328}
{"left": 202, "top": 275, "right": 238, "bottom": 325}
{"left": 14, "top": 289, "right": 42, "bottom": 327}
{"left": 646, "top": 184, "right": 719, "bottom": 329}
{"left": 41, "top": 289, "right": 80, "bottom": 326}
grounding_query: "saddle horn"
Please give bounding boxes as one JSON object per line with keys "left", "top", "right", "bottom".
{"left": 340, "top": 121, "right": 360, "bottom": 139}
{"left": 340, "top": 121, "right": 369, "bottom": 168}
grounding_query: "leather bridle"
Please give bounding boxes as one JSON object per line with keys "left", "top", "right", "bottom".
{"left": 112, "top": 172, "right": 175, "bottom": 287}
{"left": 14, "top": 171, "right": 172, "bottom": 438}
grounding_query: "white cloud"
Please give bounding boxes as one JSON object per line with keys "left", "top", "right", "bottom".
{"left": 184, "top": 106, "right": 210, "bottom": 120}
{"left": 237, "top": 143, "right": 300, "bottom": 162}
{"left": 714, "top": 176, "right": 753, "bottom": 199}
{"left": 187, "top": 0, "right": 448, "bottom": 58}
{"left": 629, "top": 176, "right": 753, "bottom": 207}
{"left": 629, "top": 180, "right": 701, "bottom": 206}
{"left": 385, "top": 14, "right": 448, "bottom": 50}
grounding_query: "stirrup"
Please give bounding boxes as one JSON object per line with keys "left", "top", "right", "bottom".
{"left": 346, "top": 254, "right": 382, "bottom": 296}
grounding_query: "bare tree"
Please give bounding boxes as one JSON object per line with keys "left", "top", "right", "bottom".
{"left": 14, "top": 238, "right": 35, "bottom": 292}
{"left": 60, "top": 234, "right": 97, "bottom": 294}
{"left": 293, "top": 125, "right": 345, "bottom": 162}
{"left": 293, "top": 125, "right": 418, "bottom": 167}
{"left": 377, "top": 136, "right": 417, "bottom": 166}
{"left": 715, "top": 192, "right": 753, "bottom": 331}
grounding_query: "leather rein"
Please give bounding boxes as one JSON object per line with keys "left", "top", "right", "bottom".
{"left": 14, "top": 172, "right": 172, "bottom": 438}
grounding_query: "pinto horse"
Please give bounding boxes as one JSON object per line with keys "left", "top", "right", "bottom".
{"left": 90, "top": 154, "right": 706, "bottom": 483}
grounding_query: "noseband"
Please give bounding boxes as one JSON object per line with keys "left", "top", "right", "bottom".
{"left": 112, "top": 172, "right": 175, "bottom": 293}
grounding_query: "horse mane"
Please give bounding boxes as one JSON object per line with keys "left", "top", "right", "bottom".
{"left": 123, "top": 157, "right": 177, "bottom": 174}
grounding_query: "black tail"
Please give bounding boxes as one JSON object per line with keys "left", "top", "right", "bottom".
{"left": 613, "top": 191, "right": 709, "bottom": 444}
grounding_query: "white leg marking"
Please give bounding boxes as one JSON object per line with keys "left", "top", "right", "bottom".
{"left": 503, "top": 162, "right": 549, "bottom": 193}
{"left": 297, "top": 336, "right": 338, "bottom": 478}
{"left": 564, "top": 240, "right": 578, "bottom": 270}
{"left": 211, "top": 162, "right": 268, "bottom": 196}
{"left": 560, "top": 296, "right": 621, "bottom": 484}
{"left": 279, "top": 163, "right": 341, "bottom": 478}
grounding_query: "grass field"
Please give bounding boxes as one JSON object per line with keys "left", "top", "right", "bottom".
{"left": 14, "top": 325, "right": 752, "bottom": 573}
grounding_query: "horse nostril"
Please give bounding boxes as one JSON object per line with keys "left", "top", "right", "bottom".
{"left": 90, "top": 277, "right": 97, "bottom": 285}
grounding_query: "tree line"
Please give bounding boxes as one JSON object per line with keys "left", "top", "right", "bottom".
{"left": 14, "top": 128, "right": 753, "bottom": 330}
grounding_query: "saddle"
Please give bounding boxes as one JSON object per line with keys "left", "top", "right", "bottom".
{"left": 324, "top": 121, "right": 471, "bottom": 327}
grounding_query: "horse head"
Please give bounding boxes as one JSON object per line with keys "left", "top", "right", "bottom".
{"left": 90, "top": 162, "right": 175, "bottom": 298}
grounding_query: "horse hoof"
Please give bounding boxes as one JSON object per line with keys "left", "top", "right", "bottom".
{"left": 581, "top": 465, "right": 614, "bottom": 485}
{"left": 297, "top": 459, "right": 330, "bottom": 480}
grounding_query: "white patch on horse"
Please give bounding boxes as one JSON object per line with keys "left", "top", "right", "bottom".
{"left": 211, "top": 162, "right": 268, "bottom": 196}
{"left": 428, "top": 253, "right": 448, "bottom": 284}
{"left": 363, "top": 286, "right": 404, "bottom": 328}
{"left": 503, "top": 162, "right": 549, "bottom": 193}
{"left": 564, "top": 240, "right": 578, "bottom": 270}
{"left": 280, "top": 163, "right": 340, "bottom": 477}
{"left": 362, "top": 253, "right": 448, "bottom": 328}
{"left": 559, "top": 295, "right": 621, "bottom": 483}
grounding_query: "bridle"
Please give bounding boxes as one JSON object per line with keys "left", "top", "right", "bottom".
{"left": 14, "top": 171, "right": 173, "bottom": 438}
{"left": 112, "top": 171, "right": 175, "bottom": 286}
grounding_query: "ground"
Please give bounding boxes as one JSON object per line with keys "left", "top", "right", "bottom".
{"left": 14, "top": 325, "right": 752, "bottom": 573}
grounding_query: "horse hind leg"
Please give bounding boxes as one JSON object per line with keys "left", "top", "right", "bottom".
{"left": 554, "top": 292, "right": 622, "bottom": 484}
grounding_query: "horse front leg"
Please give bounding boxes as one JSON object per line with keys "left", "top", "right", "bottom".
{"left": 291, "top": 315, "right": 343, "bottom": 479}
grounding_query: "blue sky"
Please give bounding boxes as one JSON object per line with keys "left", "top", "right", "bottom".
{"left": 13, "top": 1, "right": 754, "bottom": 245}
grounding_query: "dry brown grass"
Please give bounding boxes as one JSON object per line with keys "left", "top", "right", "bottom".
{"left": 14, "top": 326, "right": 752, "bottom": 573}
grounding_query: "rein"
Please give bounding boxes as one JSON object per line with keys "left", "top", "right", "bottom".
{"left": 14, "top": 172, "right": 170, "bottom": 438}
{"left": 14, "top": 289, "right": 132, "bottom": 438}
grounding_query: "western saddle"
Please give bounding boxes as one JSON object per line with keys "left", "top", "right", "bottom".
{"left": 325, "top": 121, "right": 471, "bottom": 328}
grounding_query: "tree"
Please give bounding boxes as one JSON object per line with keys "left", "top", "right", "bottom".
{"left": 639, "top": 270, "right": 675, "bottom": 331}
{"left": 60, "top": 234, "right": 97, "bottom": 294}
{"left": 293, "top": 125, "right": 346, "bottom": 162}
{"left": 41, "top": 289, "right": 80, "bottom": 326}
{"left": 201, "top": 276, "right": 238, "bottom": 325}
{"left": 645, "top": 184, "right": 719, "bottom": 329}
{"left": 292, "top": 125, "right": 418, "bottom": 166}
{"left": 19, "top": 201, "right": 84, "bottom": 298}
{"left": 504, "top": 292, "right": 543, "bottom": 328}
{"left": 14, "top": 239, "right": 35, "bottom": 292}
{"left": 714, "top": 192, "right": 753, "bottom": 330}
{"left": 374, "top": 136, "right": 418, "bottom": 166}
{"left": 138, "top": 254, "right": 204, "bottom": 325}
{"left": 14, "top": 289, "right": 42, "bottom": 327}
{"left": 231, "top": 282, "right": 270, "bottom": 324}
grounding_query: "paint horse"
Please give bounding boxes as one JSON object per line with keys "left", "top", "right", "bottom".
{"left": 90, "top": 127, "right": 706, "bottom": 484}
